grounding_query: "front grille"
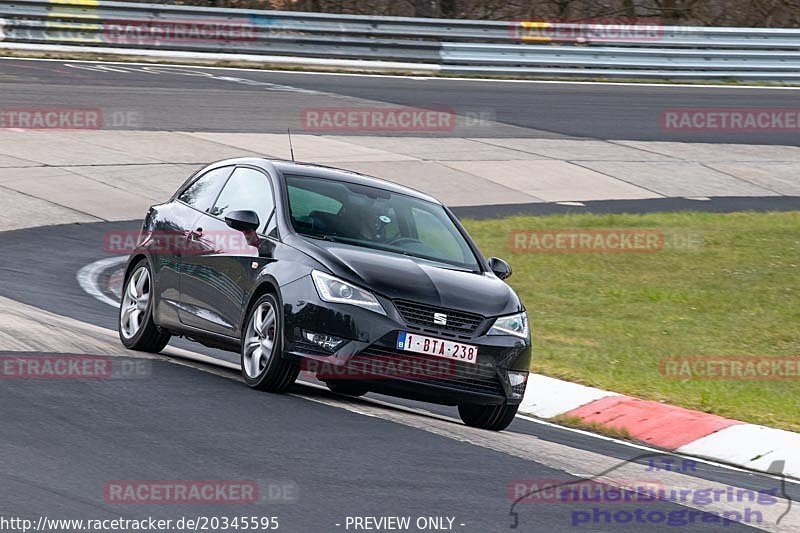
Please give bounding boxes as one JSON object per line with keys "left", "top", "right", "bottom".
{"left": 393, "top": 300, "right": 484, "bottom": 336}
{"left": 351, "top": 345, "right": 504, "bottom": 397}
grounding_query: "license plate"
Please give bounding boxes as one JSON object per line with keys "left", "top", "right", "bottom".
{"left": 396, "top": 332, "right": 477, "bottom": 364}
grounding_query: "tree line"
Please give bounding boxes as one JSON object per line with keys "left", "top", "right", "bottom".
{"left": 135, "top": 0, "right": 800, "bottom": 28}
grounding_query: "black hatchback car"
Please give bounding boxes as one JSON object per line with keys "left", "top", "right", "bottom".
{"left": 118, "top": 158, "right": 531, "bottom": 430}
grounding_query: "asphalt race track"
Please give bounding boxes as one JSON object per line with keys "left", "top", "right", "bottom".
{"left": 1, "top": 58, "right": 799, "bottom": 532}
{"left": 0, "top": 58, "right": 799, "bottom": 143}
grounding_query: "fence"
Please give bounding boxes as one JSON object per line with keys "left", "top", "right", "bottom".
{"left": 1, "top": 0, "right": 799, "bottom": 80}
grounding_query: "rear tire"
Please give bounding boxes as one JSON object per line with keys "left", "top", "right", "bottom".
{"left": 241, "top": 293, "right": 299, "bottom": 392}
{"left": 325, "top": 380, "right": 369, "bottom": 397}
{"left": 458, "top": 402, "right": 519, "bottom": 431}
{"left": 118, "top": 258, "right": 170, "bottom": 353}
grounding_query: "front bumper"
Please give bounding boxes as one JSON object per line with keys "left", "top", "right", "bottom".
{"left": 280, "top": 275, "right": 532, "bottom": 406}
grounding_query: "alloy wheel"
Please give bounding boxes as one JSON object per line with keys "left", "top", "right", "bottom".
{"left": 120, "top": 266, "right": 151, "bottom": 339}
{"left": 243, "top": 301, "right": 276, "bottom": 379}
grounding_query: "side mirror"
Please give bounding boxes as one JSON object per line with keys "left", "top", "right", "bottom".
{"left": 488, "top": 257, "right": 512, "bottom": 280}
{"left": 224, "top": 210, "right": 260, "bottom": 232}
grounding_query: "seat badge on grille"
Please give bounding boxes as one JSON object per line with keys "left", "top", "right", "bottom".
{"left": 433, "top": 312, "right": 448, "bottom": 326}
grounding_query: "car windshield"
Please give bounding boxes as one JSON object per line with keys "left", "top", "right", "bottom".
{"left": 285, "top": 174, "right": 481, "bottom": 271}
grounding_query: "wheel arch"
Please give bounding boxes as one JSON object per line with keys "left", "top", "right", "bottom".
{"left": 124, "top": 254, "right": 149, "bottom": 278}
{"left": 244, "top": 277, "right": 282, "bottom": 330}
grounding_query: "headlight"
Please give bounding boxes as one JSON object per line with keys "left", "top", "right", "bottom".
{"left": 488, "top": 311, "right": 529, "bottom": 338}
{"left": 311, "top": 270, "right": 386, "bottom": 316}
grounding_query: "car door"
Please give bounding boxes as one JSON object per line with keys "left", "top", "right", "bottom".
{"left": 178, "top": 166, "right": 277, "bottom": 338}
{"left": 151, "top": 165, "right": 234, "bottom": 328}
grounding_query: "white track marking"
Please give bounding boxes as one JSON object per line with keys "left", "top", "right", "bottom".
{"left": 1, "top": 55, "right": 799, "bottom": 90}
{"left": 62, "top": 62, "right": 326, "bottom": 95}
{"left": 77, "top": 256, "right": 127, "bottom": 308}
{"left": 0, "top": 43, "right": 441, "bottom": 73}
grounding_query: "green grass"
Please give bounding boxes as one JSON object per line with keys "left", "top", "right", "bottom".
{"left": 463, "top": 211, "right": 800, "bottom": 431}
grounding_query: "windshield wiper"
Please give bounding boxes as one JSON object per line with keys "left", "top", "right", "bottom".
{"left": 298, "top": 232, "right": 340, "bottom": 243}
{"left": 402, "top": 253, "right": 473, "bottom": 272}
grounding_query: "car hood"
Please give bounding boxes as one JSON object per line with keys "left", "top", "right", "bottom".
{"left": 301, "top": 240, "right": 522, "bottom": 317}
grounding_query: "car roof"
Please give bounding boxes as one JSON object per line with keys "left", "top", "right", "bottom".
{"left": 212, "top": 158, "right": 442, "bottom": 205}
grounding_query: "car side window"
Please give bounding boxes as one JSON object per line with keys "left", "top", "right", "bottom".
{"left": 287, "top": 183, "right": 344, "bottom": 233}
{"left": 209, "top": 167, "right": 275, "bottom": 233}
{"left": 287, "top": 185, "right": 342, "bottom": 219}
{"left": 178, "top": 166, "right": 233, "bottom": 213}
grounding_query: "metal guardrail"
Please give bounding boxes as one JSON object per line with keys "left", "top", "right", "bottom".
{"left": 1, "top": 0, "right": 799, "bottom": 80}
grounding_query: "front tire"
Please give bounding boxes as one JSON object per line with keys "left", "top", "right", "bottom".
{"left": 118, "top": 258, "right": 170, "bottom": 353}
{"left": 241, "top": 293, "right": 299, "bottom": 392}
{"left": 458, "top": 402, "right": 519, "bottom": 431}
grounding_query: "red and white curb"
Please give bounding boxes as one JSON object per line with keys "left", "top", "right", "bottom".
{"left": 519, "top": 375, "right": 800, "bottom": 479}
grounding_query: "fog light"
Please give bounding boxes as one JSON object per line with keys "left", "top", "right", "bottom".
{"left": 507, "top": 370, "right": 528, "bottom": 399}
{"left": 303, "top": 330, "right": 346, "bottom": 353}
